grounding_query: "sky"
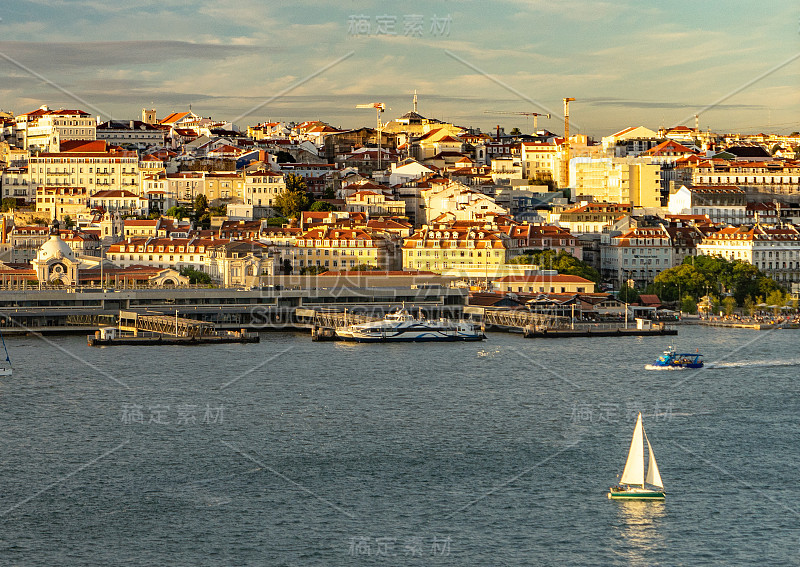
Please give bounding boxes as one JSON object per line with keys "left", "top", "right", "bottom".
{"left": 1, "top": 0, "right": 798, "bottom": 138}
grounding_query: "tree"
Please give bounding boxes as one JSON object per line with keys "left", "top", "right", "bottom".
{"left": 300, "top": 265, "right": 325, "bottom": 275}
{"left": 510, "top": 250, "right": 600, "bottom": 284}
{"left": 1, "top": 197, "right": 17, "bottom": 212}
{"left": 722, "top": 296, "right": 736, "bottom": 316}
{"left": 509, "top": 127, "right": 522, "bottom": 136}
{"left": 282, "top": 259, "right": 293, "bottom": 275}
{"left": 179, "top": 266, "right": 212, "bottom": 285}
{"left": 352, "top": 263, "right": 378, "bottom": 271}
{"left": 165, "top": 206, "right": 189, "bottom": 219}
{"left": 743, "top": 296, "right": 756, "bottom": 317}
{"left": 618, "top": 284, "right": 639, "bottom": 304}
{"left": 63, "top": 215, "right": 75, "bottom": 229}
{"left": 680, "top": 294, "right": 697, "bottom": 314}
{"left": 274, "top": 173, "right": 312, "bottom": 219}
{"left": 528, "top": 173, "right": 557, "bottom": 191}
{"left": 194, "top": 194, "right": 209, "bottom": 215}
{"left": 766, "top": 289, "right": 786, "bottom": 316}
{"left": 309, "top": 201, "right": 337, "bottom": 212}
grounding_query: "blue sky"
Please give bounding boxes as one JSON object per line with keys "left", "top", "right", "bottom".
{"left": 1, "top": 0, "right": 798, "bottom": 137}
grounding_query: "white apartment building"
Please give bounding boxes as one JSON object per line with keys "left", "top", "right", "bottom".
{"left": 667, "top": 185, "right": 746, "bottom": 225}
{"left": 697, "top": 225, "right": 800, "bottom": 284}
{"left": 15, "top": 106, "right": 95, "bottom": 152}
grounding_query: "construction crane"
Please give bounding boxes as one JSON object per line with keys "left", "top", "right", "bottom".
{"left": 356, "top": 102, "right": 386, "bottom": 171}
{"left": 484, "top": 111, "right": 551, "bottom": 131}
{"left": 561, "top": 97, "right": 575, "bottom": 189}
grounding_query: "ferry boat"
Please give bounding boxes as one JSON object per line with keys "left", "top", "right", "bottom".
{"left": 648, "top": 345, "right": 703, "bottom": 369}
{"left": 335, "top": 308, "right": 485, "bottom": 343}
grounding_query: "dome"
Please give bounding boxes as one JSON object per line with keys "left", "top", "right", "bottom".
{"left": 38, "top": 234, "right": 75, "bottom": 261}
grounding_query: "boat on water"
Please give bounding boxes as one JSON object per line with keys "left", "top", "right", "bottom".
{"left": 0, "top": 327, "right": 11, "bottom": 376}
{"left": 647, "top": 345, "right": 703, "bottom": 369}
{"left": 608, "top": 412, "right": 665, "bottom": 500}
{"left": 335, "top": 308, "right": 485, "bottom": 343}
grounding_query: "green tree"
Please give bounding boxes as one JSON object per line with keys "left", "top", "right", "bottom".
{"left": 766, "top": 289, "right": 786, "bottom": 316}
{"left": 63, "top": 215, "right": 75, "bottom": 229}
{"left": 1, "top": 197, "right": 17, "bottom": 212}
{"left": 509, "top": 127, "right": 522, "bottom": 136}
{"left": 618, "top": 284, "right": 640, "bottom": 304}
{"left": 680, "top": 294, "right": 697, "bottom": 314}
{"left": 274, "top": 173, "right": 312, "bottom": 219}
{"left": 300, "top": 265, "right": 325, "bottom": 275}
{"left": 512, "top": 250, "right": 600, "bottom": 284}
{"left": 743, "top": 296, "right": 756, "bottom": 317}
{"left": 352, "top": 263, "right": 378, "bottom": 271}
{"left": 194, "top": 194, "right": 209, "bottom": 215}
{"left": 309, "top": 200, "right": 337, "bottom": 212}
{"left": 722, "top": 296, "right": 737, "bottom": 316}
{"left": 165, "top": 206, "right": 189, "bottom": 219}
{"left": 179, "top": 266, "right": 212, "bottom": 285}
{"left": 528, "top": 173, "right": 557, "bottom": 191}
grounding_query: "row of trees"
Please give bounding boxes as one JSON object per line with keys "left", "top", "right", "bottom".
{"left": 649, "top": 255, "right": 782, "bottom": 305}
{"left": 508, "top": 249, "right": 601, "bottom": 284}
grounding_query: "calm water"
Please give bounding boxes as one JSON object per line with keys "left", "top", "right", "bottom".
{"left": 0, "top": 325, "right": 798, "bottom": 565}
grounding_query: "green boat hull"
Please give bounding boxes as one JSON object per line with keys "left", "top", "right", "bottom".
{"left": 608, "top": 490, "right": 665, "bottom": 500}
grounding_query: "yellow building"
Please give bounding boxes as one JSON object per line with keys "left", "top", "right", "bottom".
{"left": 570, "top": 158, "right": 661, "bottom": 207}
{"left": 296, "top": 227, "right": 398, "bottom": 271}
{"left": 402, "top": 224, "right": 510, "bottom": 274}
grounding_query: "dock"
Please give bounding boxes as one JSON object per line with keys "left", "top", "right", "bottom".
{"left": 87, "top": 310, "right": 260, "bottom": 346}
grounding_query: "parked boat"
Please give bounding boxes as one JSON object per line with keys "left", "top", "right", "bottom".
{"left": 335, "top": 308, "right": 485, "bottom": 343}
{"left": 608, "top": 412, "right": 665, "bottom": 500}
{"left": 647, "top": 345, "right": 703, "bottom": 369}
{"left": 0, "top": 327, "right": 11, "bottom": 376}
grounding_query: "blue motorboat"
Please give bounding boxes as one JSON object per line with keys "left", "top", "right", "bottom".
{"left": 650, "top": 346, "right": 703, "bottom": 369}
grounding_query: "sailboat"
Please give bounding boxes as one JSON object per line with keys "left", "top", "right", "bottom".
{"left": 608, "top": 412, "right": 665, "bottom": 500}
{"left": 0, "top": 327, "right": 11, "bottom": 376}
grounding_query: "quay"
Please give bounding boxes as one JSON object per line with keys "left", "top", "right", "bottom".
{"left": 87, "top": 310, "right": 260, "bottom": 346}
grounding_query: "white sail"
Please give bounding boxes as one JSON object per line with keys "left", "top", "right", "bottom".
{"left": 620, "top": 413, "right": 645, "bottom": 486}
{"left": 644, "top": 431, "right": 664, "bottom": 488}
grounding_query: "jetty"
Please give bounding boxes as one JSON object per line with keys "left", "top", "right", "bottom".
{"left": 87, "top": 310, "right": 259, "bottom": 346}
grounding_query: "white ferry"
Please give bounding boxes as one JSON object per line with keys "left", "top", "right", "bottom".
{"left": 336, "top": 308, "right": 485, "bottom": 343}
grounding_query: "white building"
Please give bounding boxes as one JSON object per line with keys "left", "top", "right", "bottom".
{"left": 696, "top": 225, "right": 800, "bottom": 284}
{"left": 667, "top": 185, "right": 746, "bottom": 225}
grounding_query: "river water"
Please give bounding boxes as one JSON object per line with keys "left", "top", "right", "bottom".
{"left": 0, "top": 324, "right": 797, "bottom": 565}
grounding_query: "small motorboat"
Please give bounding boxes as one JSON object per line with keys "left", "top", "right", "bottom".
{"left": 647, "top": 345, "right": 703, "bottom": 369}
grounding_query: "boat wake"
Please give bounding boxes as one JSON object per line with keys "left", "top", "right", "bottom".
{"left": 644, "top": 364, "right": 688, "bottom": 371}
{"left": 705, "top": 359, "right": 800, "bottom": 370}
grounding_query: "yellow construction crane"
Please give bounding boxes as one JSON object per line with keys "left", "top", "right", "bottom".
{"left": 356, "top": 102, "right": 386, "bottom": 171}
{"left": 561, "top": 97, "right": 575, "bottom": 189}
{"left": 483, "top": 110, "right": 551, "bottom": 131}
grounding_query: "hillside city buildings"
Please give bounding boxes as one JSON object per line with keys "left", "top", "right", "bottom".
{"left": 1, "top": 97, "right": 799, "bottom": 299}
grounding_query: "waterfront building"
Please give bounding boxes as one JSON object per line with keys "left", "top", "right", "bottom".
{"left": 491, "top": 274, "right": 596, "bottom": 294}
{"left": 205, "top": 240, "right": 277, "bottom": 286}
{"left": 106, "top": 236, "right": 228, "bottom": 272}
{"left": 696, "top": 225, "right": 800, "bottom": 284}
{"left": 295, "top": 226, "right": 399, "bottom": 271}
{"left": 401, "top": 223, "right": 510, "bottom": 274}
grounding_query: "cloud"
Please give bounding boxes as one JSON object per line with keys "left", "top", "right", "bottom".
{"left": 0, "top": 40, "right": 262, "bottom": 69}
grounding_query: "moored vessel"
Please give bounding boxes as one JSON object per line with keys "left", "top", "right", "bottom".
{"left": 335, "top": 308, "right": 485, "bottom": 343}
